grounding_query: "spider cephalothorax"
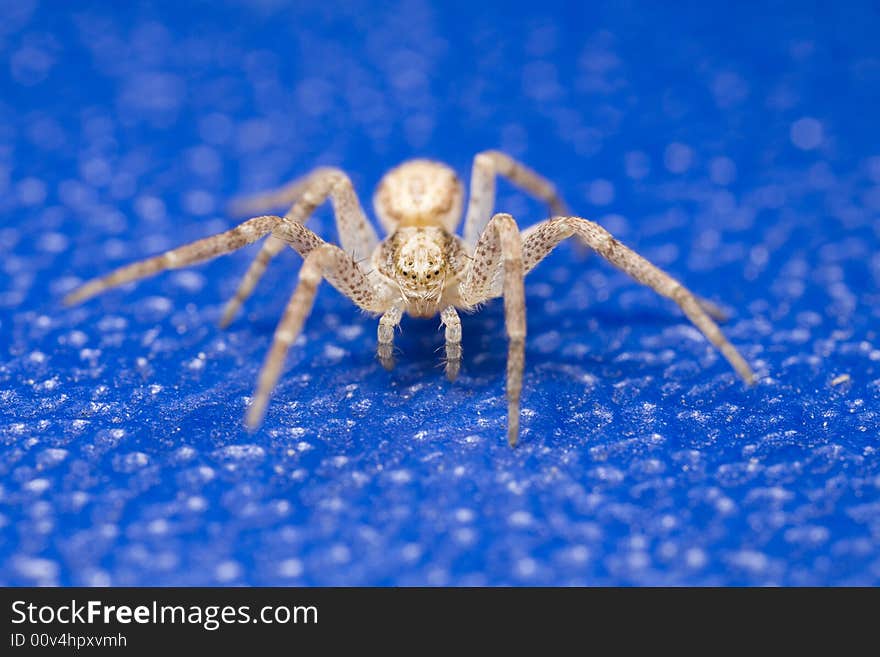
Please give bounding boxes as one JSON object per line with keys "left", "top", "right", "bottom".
{"left": 65, "top": 150, "right": 755, "bottom": 446}
{"left": 375, "top": 226, "right": 467, "bottom": 317}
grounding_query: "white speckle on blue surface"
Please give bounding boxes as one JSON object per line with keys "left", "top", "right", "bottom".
{"left": 85, "top": 570, "right": 112, "bottom": 587}
{"left": 113, "top": 452, "right": 150, "bottom": 473}
{"left": 69, "top": 491, "right": 88, "bottom": 510}
{"left": 278, "top": 558, "right": 304, "bottom": 578}
{"left": 587, "top": 178, "right": 615, "bottom": 206}
{"left": 323, "top": 344, "right": 347, "bottom": 361}
{"left": 28, "top": 350, "right": 47, "bottom": 363}
{"left": 454, "top": 528, "right": 477, "bottom": 545}
{"left": 194, "top": 466, "right": 215, "bottom": 482}
{"left": 186, "top": 146, "right": 222, "bottom": 177}
{"left": 13, "top": 556, "right": 59, "bottom": 585}
{"left": 664, "top": 142, "right": 694, "bottom": 174}
{"left": 715, "top": 497, "right": 737, "bottom": 515}
{"left": 183, "top": 190, "right": 215, "bottom": 216}
{"left": 215, "top": 560, "right": 242, "bottom": 582}
{"left": 515, "top": 557, "right": 538, "bottom": 578}
{"left": 134, "top": 196, "right": 167, "bottom": 222}
{"left": 509, "top": 510, "right": 533, "bottom": 527}
{"left": 24, "top": 478, "right": 51, "bottom": 494}
{"left": 401, "top": 543, "right": 422, "bottom": 562}
{"left": 389, "top": 469, "right": 412, "bottom": 484}
{"left": 728, "top": 550, "right": 770, "bottom": 574}
{"left": 216, "top": 444, "right": 265, "bottom": 463}
{"left": 148, "top": 519, "right": 170, "bottom": 535}
{"left": 172, "top": 271, "right": 205, "bottom": 293}
{"left": 709, "top": 156, "right": 737, "bottom": 186}
{"left": 38, "top": 233, "right": 69, "bottom": 254}
{"left": 337, "top": 324, "right": 363, "bottom": 341}
{"left": 565, "top": 545, "right": 590, "bottom": 564}
{"left": 790, "top": 117, "right": 824, "bottom": 150}
{"left": 36, "top": 448, "right": 68, "bottom": 469}
{"left": 17, "top": 177, "right": 48, "bottom": 205}
{"left": 624, "top": 151, "right": 650, "bottom": 179}
{"left": 685, "top": 548, "right": 708, "bottom": 570}
{"left": 455, "top": 508, "right": 475, "bottom": 523}
{"left": 711, "top": 71, "right": 749, "bottom": 108}
{"left": 330, "top": 545, "right": 351, "bottom": 564}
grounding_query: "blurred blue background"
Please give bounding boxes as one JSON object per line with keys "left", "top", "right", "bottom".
{"left": 1, "top": 0, "right": 879, "bottom": 586}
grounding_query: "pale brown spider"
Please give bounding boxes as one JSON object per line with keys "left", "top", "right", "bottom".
{"left": 64, "top": 151, "right": 755, "bottom": 446}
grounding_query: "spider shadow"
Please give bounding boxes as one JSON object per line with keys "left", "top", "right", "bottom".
{"left": 237, "top": 284, "right": 724, "bottom": 392}
{"left": 238, "top": 292, "right": 456, "bottom": 383}
{"left": 459, "top": 294, "right": 703, "bottom": 375}
{"left": 553, "top": 303, "right": 698, "bottom": 334}
{"left": 384, "top": 315, "right": 460, "bottom": 383}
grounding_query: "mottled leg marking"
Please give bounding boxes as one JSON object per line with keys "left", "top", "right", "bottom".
{"left": 246, "top": 242, "right": 385, "bottom": 429}
{"left": 520, "top": 217, "right": 755, "bottom": 383}
{"left": 63, "top": 215, "right": 282, "bottom": 306}
{"left": 462, "top": 150, "right": 568, "bottom": 247}
{"left": 377, "top": 306, "right": 403, "bottom": 370}
{"left": 271, "top": 221, "right": 386, "bottom": 312}
{"left": 520, "top": 219, "right": 728, "bottom": 321}
{"left": 460, "top": 213, "right": 526, "bottom": 447}
{"left": 221, "top": 168, "right": 380, "bottom": 327}
{"left": 440, "top": 306, "right": 462, "bottom": 381}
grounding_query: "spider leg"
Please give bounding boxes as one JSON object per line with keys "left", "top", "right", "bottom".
{"left": 221, "top": 168, "right": 380, "bottom": 327}
{"left": 462, "top": 150, "right": 568, "bottom": 248}
{"left": 63, "top": 214, "right": 283, "bottom": 306}
{"left": 695, "top": 297, "right": 729, "bottom": 323}
{"left": 520, "top": 219, "right": 728, "bottom": 321}
{"left": 377, "top": 306, "right": 403, "bottom": 370}
{"left": 440, "top": 306, "right": 462, "bottom": 381}
{"left": 247, "top": 225, "right": 389, "bottom": 429}
{"left": 459, "top": 213, "right": 525, "bottom": 447}
{"left": 227, "top": 166, "right": 338, "bottom": 216}
{"left": 271, "top": 220, "right": 388, "bottom": 309}
{"left": 519, "top": 217, "right": 755, "bottom": 383}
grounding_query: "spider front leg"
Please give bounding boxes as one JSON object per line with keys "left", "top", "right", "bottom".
{"left": 520, "top": 217, "right": 755, "bottom": 383}
{"left": 441, "top": 306, "right": 462, "bottom": 381}
{"left": 63, "top": 214, "right": 284, "bottom": 306}
{"left": 462, "top": 150, "right": 568, "bottom": 248}
{"left": 459, "top": 213, "right": 525, "bottom": 447}
{"left": 220, "top": 167, "right": 380, "bottom": 328}
{"left": 377, "top": 306, "right": 403, "bottom": 370}
{"left": 246, "top": 221, "right": 389, "bottom": 429}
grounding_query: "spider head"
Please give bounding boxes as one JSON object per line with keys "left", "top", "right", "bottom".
{"left": 378, "top": 226, "right": 457, "bottom": 316}
{"left": 373, "top": 159, "right": 464, "bottom": 232}
{"left": 392, "top": 227, "right": 447, "bottom": 286}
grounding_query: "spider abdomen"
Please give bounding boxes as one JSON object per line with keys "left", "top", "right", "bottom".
{"left": 373, "top": 159, "right": 464, "bottom": 232}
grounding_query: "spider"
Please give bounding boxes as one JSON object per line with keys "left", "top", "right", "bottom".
{"left": 64, "top": 150, "right": 755, "bottom": 446}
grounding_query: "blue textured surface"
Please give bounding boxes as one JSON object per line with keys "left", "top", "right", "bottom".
{"left": 2, "top": 0, "right": 879, "bottom": 586}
